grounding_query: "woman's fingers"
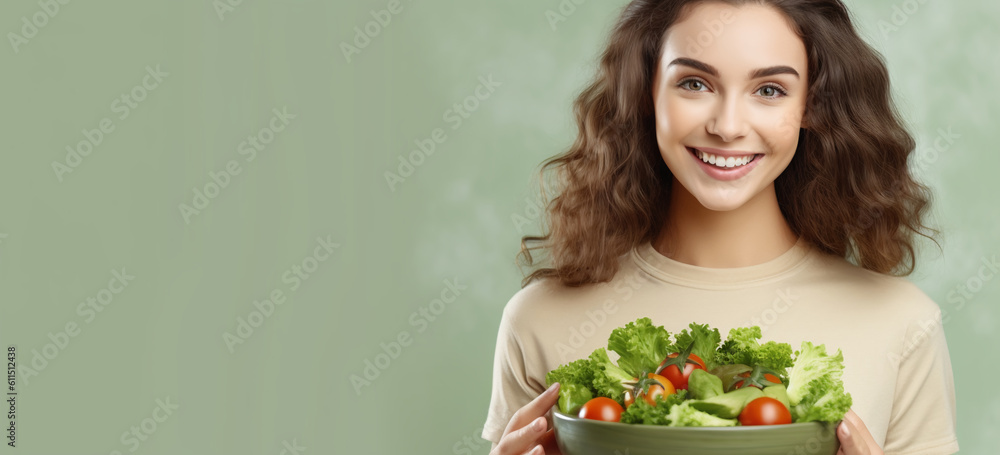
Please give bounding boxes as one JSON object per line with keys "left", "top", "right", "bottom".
{"left": 836, "top": 418, "right": 860, "bottom": 455}
{"left": 493, "top": 383, "right": 561, "bottom": 455}
{"left": 519, "top": 416, "right": 550, "bottom": 452}
{"left": 843, "top": 409, "right": 881, "bottom": 451}
{"left": 495, "top": 416, "right": 548, "bottom": 455}
{"left": 504, "top": 383, "right": 560, "bottom": 435}
{"left": 837, "top": 417, "right": 870, "bottom": 455}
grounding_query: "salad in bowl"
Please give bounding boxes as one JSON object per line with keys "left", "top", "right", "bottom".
{"left": 545, "top": 318, "right": 850, "bottom": 455}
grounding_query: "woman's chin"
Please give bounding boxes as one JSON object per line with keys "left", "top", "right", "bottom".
{"left": 694, "top": 197, "right": 749, "bottom": 212}
{"left": 687, "top": 185, "right": 755, "bottom": 212}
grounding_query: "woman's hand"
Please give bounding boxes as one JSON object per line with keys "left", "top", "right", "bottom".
{"left": 837, "top": 409, "right": 883, "bottom": 455}
{"left": 490, "top": 382, "right": 563, "bottom": 455}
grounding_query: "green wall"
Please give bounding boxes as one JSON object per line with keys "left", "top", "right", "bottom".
{"left": 0, "top": 0, "right": 994, "bottom": 453}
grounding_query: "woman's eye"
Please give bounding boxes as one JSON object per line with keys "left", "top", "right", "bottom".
{"left": 757, "top": 84, "right": 788, "bottom": 99}
{"left": 678, "top": 79, "right": 707, "bottom": 92}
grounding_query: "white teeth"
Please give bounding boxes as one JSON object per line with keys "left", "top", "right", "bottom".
{"left": 693, "top": 148, "right": 755, "bottom": 169}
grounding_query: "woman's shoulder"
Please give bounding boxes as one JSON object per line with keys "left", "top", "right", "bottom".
{"left": 501, "top": 275, "right": 580, "bottom": 321}
{"left": 500, "top": 269, "right": 630, "bottom": 332}
{"left": 806, "top": 246, "right": 941, "bottom": 315}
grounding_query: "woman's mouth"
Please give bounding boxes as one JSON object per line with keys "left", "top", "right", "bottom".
{"left": 687, "top": 147, "right": 761, "bottom": 168}
{"left": 686, "top": 146, "right": 764, "bottom": 181}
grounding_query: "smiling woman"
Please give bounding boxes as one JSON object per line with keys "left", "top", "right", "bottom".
{"left": 650, "top": 3, "right": 809, "bottom": 264}
{"left": 519, "top": 0, "right": 935, "bottom": 282}
{"left": 484, "top": 1, "right": 958, "bottom": 455}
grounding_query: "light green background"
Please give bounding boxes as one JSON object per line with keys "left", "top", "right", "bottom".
{"left": 0, "top": 1, "right": 995, "bottom": 454}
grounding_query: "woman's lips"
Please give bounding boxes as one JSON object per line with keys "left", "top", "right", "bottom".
{"left": 686, "top": 146, "right": 763, "bottom": 181}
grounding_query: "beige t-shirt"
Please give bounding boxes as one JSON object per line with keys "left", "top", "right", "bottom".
{"left": 482, "top": 237, "right": 959, "bottom": 454}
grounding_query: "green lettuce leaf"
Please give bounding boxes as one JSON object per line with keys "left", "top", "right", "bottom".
{"left": 607, "top": 317, "right": 673, "bottom": 378}
{"left": 666, "top": 401, "right": 738, "bottom": 427}
{"left": 672, "top": 322, "right": 722, "bottom": 370}
{"left": 589, "top": 348, "right": 634, "bottom": 402}
{"left": 786, "top": 342, "right": 852, "bottom": 422}
{"left": 556, "top": 383, "right": 593, "bottom": 415}
{"left": 620, "top": 390, "right": 688, "bottom": 425}
{"left": 545, "top": 358, "right": 597, "bottom": 396}
{"left": 716, "top": 326, "right": 794, "bottom": 376}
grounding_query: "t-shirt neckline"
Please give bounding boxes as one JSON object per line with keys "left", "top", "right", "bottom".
{"left": 631, "top": 236, "right": 815, "bottom": 289}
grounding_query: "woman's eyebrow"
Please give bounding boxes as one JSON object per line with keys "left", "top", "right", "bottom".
{"left": 668, "top": 57, "right": 800, "bottom": 80}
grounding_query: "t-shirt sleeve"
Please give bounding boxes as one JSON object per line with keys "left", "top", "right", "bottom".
{"left": 481, "top": 304, "right": 545, "bottom": 444}
{"left": 882, "top": 308, "right": 960, "bottom": 455}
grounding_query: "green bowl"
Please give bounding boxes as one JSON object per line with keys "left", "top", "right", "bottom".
{"left": 552, "top": 408, "right": 841, "bottom": 455}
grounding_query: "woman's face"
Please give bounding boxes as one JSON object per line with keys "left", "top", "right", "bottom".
{"left": 653, "top": 2, "right": 808, "bottom": 212}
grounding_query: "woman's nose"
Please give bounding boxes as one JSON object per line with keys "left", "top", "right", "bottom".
{"left": 706, "top": 98, "right": 749, "bottom": 142}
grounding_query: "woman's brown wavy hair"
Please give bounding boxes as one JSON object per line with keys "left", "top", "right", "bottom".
{"left": 517, "top": 0, "right": 937, "bottom": 288}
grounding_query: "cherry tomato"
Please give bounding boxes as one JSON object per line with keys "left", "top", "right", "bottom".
{"left": 658, "top": 352, "right": 707, "bottom": 390}
{"left": 624, "top": 373, "right": 676, "bottom": 408}
{"left": 641, "top": 373, "right": 676, "bottom": 406}
{"left": 733, "top": 371, "right": 782, "bottom": 389}
{"left": 739, "top": 397, "right": 792, "bottom": 426}
{"left": 578, "top": 397, "right": 625, "bottom": 422}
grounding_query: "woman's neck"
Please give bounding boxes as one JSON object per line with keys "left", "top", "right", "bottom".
{"left": 654, "top": 179, "right": 799, "bottom": 268}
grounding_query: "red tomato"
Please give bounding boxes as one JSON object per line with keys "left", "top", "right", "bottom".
{"left": 578, "top": 397, "right": 625, "bottom": 422}
{"left": 658, "top": 352, "right": 707, "bottom": 390}
{"left": 739, "top": 397, "right": 792, "bottom": 426}
{"left": 733, "top": 371, "right": 782, "bottom": 389}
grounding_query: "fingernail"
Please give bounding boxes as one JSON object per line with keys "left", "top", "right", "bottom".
{"left": 546, "top": 382, "right": 559, "bottom": 394}
{"left": 840, "top": 422, "right": 851, "bottom": 438}
{"left": 533, "top": 416, "right": 546, "bottom": 431}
